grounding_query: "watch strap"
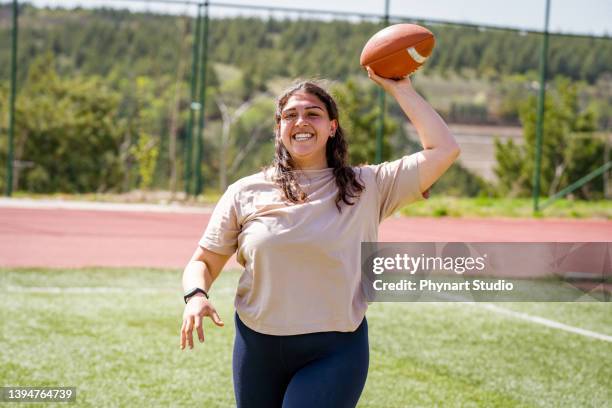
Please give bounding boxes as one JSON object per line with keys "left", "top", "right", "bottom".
{"left": 184, "top": 287, "right": 209, "bottom": 304}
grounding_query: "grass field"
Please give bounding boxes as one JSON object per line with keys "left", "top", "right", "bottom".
{"left": 400, "top": 196, "right": 612, "bottom": 219}
{"left": 2, "top": 267, "right": 611, "bottom": 407}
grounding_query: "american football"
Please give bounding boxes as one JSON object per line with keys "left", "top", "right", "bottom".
{"left": 360, "top": 23, "right": 435, "bottom": 79}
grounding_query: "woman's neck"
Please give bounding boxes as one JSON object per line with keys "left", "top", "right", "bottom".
{"left": 293, "top": 156, "right": 329, "bottom": 170}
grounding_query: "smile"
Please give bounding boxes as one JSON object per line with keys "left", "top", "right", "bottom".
{"left": 293, "top": 133, "right": 314, "bottom": 141}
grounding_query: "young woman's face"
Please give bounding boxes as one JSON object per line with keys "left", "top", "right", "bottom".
{"left": 278, "top": 91, "right": 337, "bottom": 170}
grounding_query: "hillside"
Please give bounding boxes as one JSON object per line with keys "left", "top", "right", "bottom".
{"left": 0, "top": 4, "right": 609, "bottom": 198}
{"left": 1, "top": 4, "right": 611, "bottom": 84}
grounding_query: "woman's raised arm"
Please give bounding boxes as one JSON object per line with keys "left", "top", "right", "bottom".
{"left": 366, "top": 67, "right": 460, "bottom": 193}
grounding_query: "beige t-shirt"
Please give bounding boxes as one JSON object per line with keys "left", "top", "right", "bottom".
{"left": 199, "top": 153, "right": 424, "bottom": 335}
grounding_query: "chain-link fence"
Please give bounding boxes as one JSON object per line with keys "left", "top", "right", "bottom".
{"left": 1, "top": 0, "right": 610, "bottom": 207}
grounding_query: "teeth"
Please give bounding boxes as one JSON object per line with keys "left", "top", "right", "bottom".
{"left": 294, "top": 133, "right": 313, "bottom": 141}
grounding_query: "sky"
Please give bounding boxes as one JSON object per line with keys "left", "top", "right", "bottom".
{"left": 13, "top": 0, "right": 612, "bottom": 36}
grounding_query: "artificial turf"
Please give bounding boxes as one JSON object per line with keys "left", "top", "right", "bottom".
{"left": 1, "top": 268, "right": 610, "bottom": 407}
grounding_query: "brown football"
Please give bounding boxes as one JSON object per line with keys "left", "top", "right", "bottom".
{"left": 360, "top": 24, "right": 435, "bottom": 79}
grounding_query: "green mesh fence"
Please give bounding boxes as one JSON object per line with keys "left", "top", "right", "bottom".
{"left": 1, "top": 1, "right": 610, "bottom": 202}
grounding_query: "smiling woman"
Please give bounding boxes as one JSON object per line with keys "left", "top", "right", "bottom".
{"left": 272, "top": 81, "right": 365, "bottom": 211}
{"left": 180, "top": 74, "right": 460, "bottom": 407}
{"left": 278, "top": 92, "right": 335, "bottom": 168}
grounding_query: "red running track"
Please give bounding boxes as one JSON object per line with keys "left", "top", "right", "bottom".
{"left": 1, "top": 207, "right": 610, "bottom": 269}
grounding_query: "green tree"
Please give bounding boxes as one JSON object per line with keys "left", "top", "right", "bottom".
{"left": 332, "top": 79, "right": 395, "bottom": 165}
{"left": 494, "top": 77, "right": 605, "bottom": 199}
{"left": 2, "top": 7, "right": 612, "bottom": 85}
{"left": 229, "top": 97, "right": 276, "bottom": 182}
{"left": 130, "top": 132, "right": 159, "bottom": 189}
{"left": 0, "top": 54, "right": 124, "bottom": 193}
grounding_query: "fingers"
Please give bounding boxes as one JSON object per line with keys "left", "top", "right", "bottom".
{"left": 180, "top": 301, "right": 225, "bottom": 350}
{"left": 211, "top": 310, "right": 225, "bottom": 327}
{"left": 180, "top": 317, "right": 194, "bottom": 350}
{"left": 366, "top": 66, "right": 411, "bottom": 89}
{"left": 365, "top": 66, "right": 376, "bottom": 78}
{"left": 180, "top": 320, "right": 186, "bottom": 350}
{"left": 365, "top": 66, "right": 393, "bottom": 90}
{"left": 365, "top": 66, "right": 380, "bottom": 83}
{"left": 366, "top": 66, "right": 387, "bottom": 82}
{"left": 180, "top": 310, "right": 224, "bottom": 350}
{"left": 195, "top": 315, "right": 205, "bottom": 343}
{"left": 185, "top": 315, "right": 194, "bottom": 349}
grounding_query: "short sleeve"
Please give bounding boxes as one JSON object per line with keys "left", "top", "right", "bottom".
{"left": 198, "top": 184, "right": 240, "bottom": 255}
{"left": 374, "top": 153, "right": 427, "bottom": 220}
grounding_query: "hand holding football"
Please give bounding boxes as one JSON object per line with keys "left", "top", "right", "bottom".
{"left": 360, "top": 24, "right": 435, "bottom": 79}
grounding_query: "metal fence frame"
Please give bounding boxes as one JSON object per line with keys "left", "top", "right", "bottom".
{"left": 3, "top": 0, "right": 610, "bottom": 210}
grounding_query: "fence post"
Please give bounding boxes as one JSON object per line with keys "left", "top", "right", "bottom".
{"left": 194, "top": 1, "right": 209, "bottom": 196}
{"left": 605, "top": 134, "right": 611, "bottom": 199}
{"left": 184, "top": 3, "right": 203, "bottom": 196}
{"left": 375, "top": 0, "right": 390, "bottom": 164}
{"left": 5, "top": 0, "right": 18, "bottom": 197}
{"left": 533, "top": 0, "right": 551, "bottom": 212}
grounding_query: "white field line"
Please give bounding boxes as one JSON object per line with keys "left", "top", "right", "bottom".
{"left": 4, "top": 286, "right": 611, "bottom": 342}
{"left": 478, "top": 303, "right": 612, "bottom": 343}
{"left": 433, "top": 292, "right": 612, "bottom": 342}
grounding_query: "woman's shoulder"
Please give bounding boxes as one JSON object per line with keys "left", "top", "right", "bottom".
{"left": 351, "top": 163, "right": 377, "bottom": 183}
{"left": 354, "top": 155, "right": 418, "bottom": 178}
{"left": 225, "top": 168, "right": 275, "bottom": 194}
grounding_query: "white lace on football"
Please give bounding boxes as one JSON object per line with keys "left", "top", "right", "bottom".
{"left": 406, "top": 46, "right": 427, "bottom": 64}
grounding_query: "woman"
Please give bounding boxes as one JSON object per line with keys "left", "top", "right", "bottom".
{"left": 180, "top": 67, "right": 460, "bottom": 407}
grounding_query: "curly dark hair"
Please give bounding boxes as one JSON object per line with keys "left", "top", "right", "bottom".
{"left": 270, "top": 81, "right": 364, "bottom": 212}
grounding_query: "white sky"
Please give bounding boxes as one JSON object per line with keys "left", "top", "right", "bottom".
{"left": 13, "top": 0, "right": 612, "bottom": 36}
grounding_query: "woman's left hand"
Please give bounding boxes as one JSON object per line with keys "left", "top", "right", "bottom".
{"left": 365, "top": 66, "right": 412, "bottom": 95}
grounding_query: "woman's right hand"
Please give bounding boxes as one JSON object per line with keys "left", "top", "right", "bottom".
{"left": 365, "top": 66, "right": 413, "bottom": 96}
{"left": 180, "top": 294, "right": 225, "bottom": 350}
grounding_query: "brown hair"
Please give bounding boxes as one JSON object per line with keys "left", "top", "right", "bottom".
{"left": 270, "top": 81, "right": 364, "bottom": 212}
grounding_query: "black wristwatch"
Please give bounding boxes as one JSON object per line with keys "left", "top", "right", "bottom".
{"left": 184, "top": 287, "right": 209, "bottom": 304}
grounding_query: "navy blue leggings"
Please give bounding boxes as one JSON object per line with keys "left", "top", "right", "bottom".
{"left": 233, "top": 313, "right": 369, "bottom": 408}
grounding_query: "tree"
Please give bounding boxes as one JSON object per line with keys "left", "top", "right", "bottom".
{"left": 211, "top": 70, "right": 275, "bottom": 190}
{"left": 228, "top": 97, "right": 276, "bottom": 182}
{"left": 130, "top": 132, "right": 158, "bottom": 190}
{"left": 0, "top": 54, "right": 124, "bottom": 193}
{"left": 332, "top": 79, "right": 396, "bottom": 165}
{"left": 494, "top": 77, "right": 605, "bottom": 199}
{"left": 215, "top": 94, "right": 257, "bottom": 191}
